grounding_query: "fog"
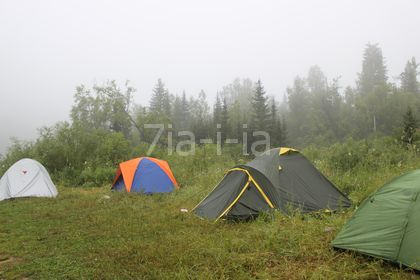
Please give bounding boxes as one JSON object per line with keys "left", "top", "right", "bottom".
{"left": 1, "top": 0, "right": 419, "bottom": 154}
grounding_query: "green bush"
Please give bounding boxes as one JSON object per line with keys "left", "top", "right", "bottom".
{"left": 79, "top": 166, "right": 116, "bottom": 188}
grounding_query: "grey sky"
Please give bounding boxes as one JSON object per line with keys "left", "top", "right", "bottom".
{"left": 1, "top": 0, "right": 419, "bottom": 154}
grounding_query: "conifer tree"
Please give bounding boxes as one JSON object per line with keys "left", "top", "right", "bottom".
{"left": 401, "top": 57, "right": 419, "bottom": 94}
{"left": 402, "top": 106, "right": 418, "bottom": 145}
{"left": 250, "top": 79, "right": 270, "bottom": 132}
{"left": 358, "top": 43, "right": 388, "bottom": 94}
{"left": 150, "top": 79, "right": 171, "bottom": 116}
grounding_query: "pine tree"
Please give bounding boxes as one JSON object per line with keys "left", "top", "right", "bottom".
{"left": 355, "top": 43, "right": 390, "bottom": 136}
{"left": 250, "top": 80, "right": 270, "bottom": 132}
{"left": 358, "top": 43, "right": 388, "bottom": 95}
{"left": 401, "top": 106, "right": 418, "bottom": 145}
{"left": 150, "top": 79, "right": 164, "bottom": 112}
{"left": 150, "top": 79, "right": 171, "bottom": 116}
{"left": 401, "top": 57, "right": 419, "bottom": 94}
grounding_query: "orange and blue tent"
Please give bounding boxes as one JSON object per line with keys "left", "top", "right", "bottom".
{"left": 111, "top": 157, "right": 178, "bottom": 193}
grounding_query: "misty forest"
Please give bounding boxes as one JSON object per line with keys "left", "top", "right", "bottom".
{"left": 1, "top": 43, "right": 420, "bottom": 279}
{"left": 1, "top": 43, "right": 419, "bottom": 186}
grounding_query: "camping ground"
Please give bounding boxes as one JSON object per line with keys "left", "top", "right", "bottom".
{"left": 1, "top": 140, "right": 420, "bottom": 279}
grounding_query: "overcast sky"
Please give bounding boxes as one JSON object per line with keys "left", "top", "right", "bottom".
{"left": 1, "top": 0, "right": 420, "bottom": 154}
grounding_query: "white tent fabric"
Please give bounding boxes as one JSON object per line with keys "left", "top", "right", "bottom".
{"left": 0, "top": 158, "right": 58, "bottom": 201}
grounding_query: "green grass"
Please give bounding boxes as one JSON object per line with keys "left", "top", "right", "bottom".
{"left": 1, "top": 144, "right": 420, "bottom": 279}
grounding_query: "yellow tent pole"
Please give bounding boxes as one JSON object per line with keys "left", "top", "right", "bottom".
{"left": 251, "top": 177, "right": 275, "bottom": 208}
{"left": 215, "top": 179, "right": 251, "bottom": 222}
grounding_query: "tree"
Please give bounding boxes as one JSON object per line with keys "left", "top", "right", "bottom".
{"left": 190, "top": 90, "right": 211, "bottom": 142}
{"left": 306, "top": 66, "right": 338, "bottom": 140}
{"left": 220, "top": 97, "right": 229, "bottom": 144}
{"left": 285, "top": 66, "right": 345, "bottom": 145}
{"left": 70, "top": 81, "right": 134, "bottom": 138}
{"left": 268, "top": 97, "right": 283, "bottom": 147}
{"left": 220, "top": 78, "right": 254, "bottom": 118}
{"left": 172, "top": 94, "right": 184, "bottom": 132}
{"left": 321, "top": 76, "right": 344, "bottom": 139}
{"left": 307, "top": 65, "right": 327, "bottom": 95}
{"left": 180, "top": 91, "right": 190, "bottom": 130}
{"left": 220, "top": 78, "right": 254, "bottom": 139}
{"left": 213, "top": 93, "right": 222, "bottom": 127}
{"left": 250, "top": 80, "right": 270, "bottom": 132}
{"left": 280, "top": 114, "right": 287, "bottom": 145}
{"left": 357, "top": 43, "right": 388, "bottom": 95}
{"left": 401, "top": 106, "right": 418, "bottom": 145}
{"left": 212, "top": 93, "right": 225, "bottom": 143}
{"left": 286, "top": 76, "right": 310, "bottom": 142}
{"left": 355, "top": 43, "right": 390, "bottom": 136}
{"left": 150, "top": 79, "right": 171, "bottom": 117}
{"left": 96, "top": 81, "right": 134, "bottom": 138}
{"left": 401, "top": 57, "right": 419, "bottom": 94}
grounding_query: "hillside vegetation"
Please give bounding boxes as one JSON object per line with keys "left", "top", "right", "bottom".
{"left": 1, "top": 139, "right": 419, "bottom": 279}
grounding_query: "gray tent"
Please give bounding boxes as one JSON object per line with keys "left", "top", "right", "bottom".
{"left": 0, "top": 158, "right": 58, "bottom": 201}
{"left": 193, "top": 148, "right": 351, "bottom": 221}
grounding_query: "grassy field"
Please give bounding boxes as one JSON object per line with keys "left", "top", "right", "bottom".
{"left": 1, "top": 143, "right": 420, "bottom": 279}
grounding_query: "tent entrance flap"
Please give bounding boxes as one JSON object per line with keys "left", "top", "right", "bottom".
{"left": 216, "top": 179, "right": 251, "bottom": 220}
{"left": 215, "top": 168, "right": 275, "bottom": 221}
{"left": 193, "top": 170, "right": 249, "bottom": 220}
{"left": 228, "top": 168, "right": 275, "bottom": 209}
{"left": 227, "top": 181, "right": 273, "bottom": 219}
{"left": 192, "top": 168, "right": 276, "bottom": 221}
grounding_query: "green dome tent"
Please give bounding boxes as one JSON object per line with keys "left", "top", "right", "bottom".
{"left": 193, "top": 147, "right": 351, "bottom": 221}
{"left": 332, "top": 170, "right": 420, "bottom": 271}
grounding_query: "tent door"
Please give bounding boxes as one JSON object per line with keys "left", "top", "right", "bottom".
{"left": 226, "top": 181, "right": 273, "bottom": 220}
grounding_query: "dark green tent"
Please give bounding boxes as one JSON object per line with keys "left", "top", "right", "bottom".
{"left": 193, "top": 147, "right": 351, "bottom": 221}
{"left": 332, "top": 170, "right": 420, "bottom": 271}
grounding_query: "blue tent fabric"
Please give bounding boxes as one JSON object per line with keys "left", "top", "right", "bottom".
{"left": 130, "top": 158, "right": 175, "bottom": 193}
{"left": 113, "top": 176, "right": 125, "bottom": 191}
